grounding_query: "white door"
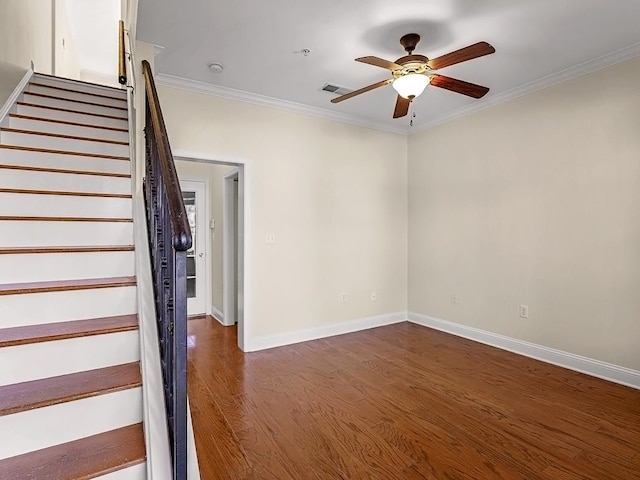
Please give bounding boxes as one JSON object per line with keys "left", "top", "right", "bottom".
{"left": 181, "top": 180, "right": 207, "bottom": 315}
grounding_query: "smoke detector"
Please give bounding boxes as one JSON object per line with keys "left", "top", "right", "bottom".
{"left": 207, "top": 62, "right": 224, "bottom": 74}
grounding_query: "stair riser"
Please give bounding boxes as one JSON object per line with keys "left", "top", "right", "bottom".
{"left": 27, "top": 84, "right": 128, "bottom": 109}
{"left": 1, "top": 131, "right": 130, "bottom": 158}
{"left": 22, "top": 93, "right": 128, "bottom": 119}
{"left": 0, "top": 331, "right": 139, "bottom": 386}
{"left": 0, "top": 192, "right": 132, "bottom": 217}
{"left": 96, "top": 463, "right": 146, "bottom": 480}
{"left": 0, "top": 286, "right": 136, "bottom": 328}
{"left": 9, "top": 116, "right": 129, "bottom": 143}
{"left": 0, "top": 388, "right": 142, "bottom": 459}
{"left": 17, "top": 104, "right": 128, "bottom": 129}
{"left": 0, "top": 168, "right": 131, "bottom": 195}
{"left": 0, "top": 221, "right": 133, "bottom": 248}
{"left": 0, "top": 251, "right": 135, "bottom": 283}
{"left": 0, "top": 149, "right": 130, "bottom": 175}
{"left": 32, "top": 76, "right": 127, "bottom": 101}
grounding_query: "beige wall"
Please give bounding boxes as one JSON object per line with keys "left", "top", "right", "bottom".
{"left": 53, "top": 0, "right": 81, "bottom": 80}
{"left": 0, "top": 0, "right": 53, "bottom": 107}
{"left": 408, "top": 57, "right": 640, "bottom": 370}
{"left": 175, "top": 160, "right": 235, "bottom": 316}
{"left": 158, "top": 86, "right": 408, "bottom": 340}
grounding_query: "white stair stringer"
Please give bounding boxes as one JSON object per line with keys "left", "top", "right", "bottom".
{"left": 0, "top": 285, "right": 137, "bottom": 328}
{"left": 0, "top": 387, "right": 142, "bottom": 460}
{"left": 0, "top": 251, "right": 135, "bottom": 283}
{"left": 9, "top": 115, "right": 129, "bottom": 143}
{"left": 0, "top": 330, "right": 140, "bottom": 386}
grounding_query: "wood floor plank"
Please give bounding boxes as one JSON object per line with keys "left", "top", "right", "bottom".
{"left": 0, "top": 363, "right": 141, "bottom": 416}
{"left": 0, "top": 423, "right": 145, "bottom": 479}
{"left": 0, "top": 314, "right": 138, "bottom": 348}
{"left": 186, "top": 319, "right": 640, "bottom": 479}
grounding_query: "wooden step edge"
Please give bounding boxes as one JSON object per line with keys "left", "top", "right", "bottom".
{"left": 17, "top": 102, "right": 128, "bottom": 121}
{"left": 1, "top": 127, "right": 129, "bottom": 146}
{"left": 0, "top": 314, "right": 138, "bottom": 348}
{"left": 0, "top": 163, "right": 131, "bottom": 178}
{"left": 0, "top": 276, "right": 136, "bottom": 296}
{"left": 0, "top": 363, "right": 141, "bottom": 416}
{"left": 0, "top": 216, "right": 133, "bottom": 223}
{"left": 0, "top": 144, "right": 129, "bottom": 161}
{"left": 0, "top": 245, "right": 135, "bottom": 255}
{"left": 0, "top": 424, "right": 145, "bottom": 480}
{"left": 35, "top": 72, "right": 129, "bottom": 94}
{"left": 0, "top": 187, "right": 132, "bottom": 198}
{"left": 10, "top": 114, "right": 129, "bottom": 133}
{"left": 23, "top": 91, "right": 128, "bottom": 112}
{"left": 29, "top": 81, "right": 128, "bottom": 103}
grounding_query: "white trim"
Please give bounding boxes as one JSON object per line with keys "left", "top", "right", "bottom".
{"left": 0, "top": 68, "right": 33, "bottom": 124}
{"left": 244, "top": 312, "right": 407, "bottom": 352}
{"left": 172, "top": 150, "right": 251, "bottom": 352}
{"left": 211, "top": 305, "right": 224, "bottom": 325}
{"left": 132, "top": 191, "right": 172, "bottom": 480}
{"left": 155, "top": 73, "right": 407, "bottom": 136}
{"left": 411, "top": 42, "right": 640, "bottom": 133}
{"left": 222, "top": 169, "right": 239, "bottom": 328}
{"left": 408, "top": 312, "right": 640, "bottom": 390}
{"left": 156, "top": 43, "right": 640, "bottom": 136}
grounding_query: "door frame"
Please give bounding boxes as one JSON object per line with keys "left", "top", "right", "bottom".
{"left": 178, "top": 177, "right": 211, "bottom": 317}
{"left": 223, "top": 169, "right": 239, "bottom": 327}
{"left": 174, "top": 151, "right": 251, "bottom": 352}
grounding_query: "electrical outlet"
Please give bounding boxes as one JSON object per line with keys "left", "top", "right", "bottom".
{"left": 265, "top": 233, "right": 276, "bottom": 244}
{"left": 371, "top": 291, "right": 377, "bottom": 301}
{"left": 519, "top": 304, "right": 529, "bottom": 319}
{"left": 450, "top": 294, "right": 457, "bottom": 304}
{"left": 340, "top": 293, "right": 347, "bottom": 303}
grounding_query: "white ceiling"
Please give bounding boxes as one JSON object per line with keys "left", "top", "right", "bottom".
{"left": 136, "top": 0, "right": 640, "bottom": 133}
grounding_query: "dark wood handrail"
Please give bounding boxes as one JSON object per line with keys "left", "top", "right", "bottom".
{"left": 118, "top": 21, "right": 126, "bottom": 85}
{"left": 141, "top": 59, "right": 191, "bottom": 479}
{"left": 141, "top": 60, "right": 191, "bottom": 251}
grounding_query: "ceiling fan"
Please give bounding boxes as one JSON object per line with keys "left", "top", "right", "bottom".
{"left": 331, "top": 34, "right": 495, "bottom": 119}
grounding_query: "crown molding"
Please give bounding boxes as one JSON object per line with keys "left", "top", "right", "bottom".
{"left": 410, "top": 41, "right": 640, "bottom": 134}
{"left": 154, "top": 73, "right": 408, "bottom": 135}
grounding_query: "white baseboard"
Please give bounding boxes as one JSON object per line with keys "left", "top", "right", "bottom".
{"left": 408, "top": 312, "right": 640, "bottom": 390}
{"left": 245, "top": 311, "right": 407, "bottom": 352}
{"left": 210, "top": 305, "right": 225, "bottom": 325}
{"left": 0, "top": 68, "right": 33, "bottom": 124}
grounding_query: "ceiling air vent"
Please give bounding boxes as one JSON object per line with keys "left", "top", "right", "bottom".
{"left": 321, "top": 83, "right": 352, "bottom": 96}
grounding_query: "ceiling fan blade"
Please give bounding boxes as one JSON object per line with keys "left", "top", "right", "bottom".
{"left": 330, "top": 79, "right": 392, "bottom": 103}
{"left": 430, "top": 74, "right": 490, "bottom": 99}
{"left": 356, "top": 56, "right": 404, "bottom": 71}
{"left": 393, "top": 95, "right": 410, "bottom": 118}
{"left": 427, "top": 42, "right": 495, "bottom": 71}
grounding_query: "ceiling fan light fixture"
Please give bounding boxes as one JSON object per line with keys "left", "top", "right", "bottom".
{"left": 392, "top": 73, "right": 430, "bottom": 99}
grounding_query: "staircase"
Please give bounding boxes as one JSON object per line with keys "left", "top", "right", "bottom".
{"left": 0, "top": 74, "right": 145, "bottom": 478}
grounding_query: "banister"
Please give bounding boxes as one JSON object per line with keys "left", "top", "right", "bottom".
{"left": 141, "top": 60, "right": 192, "bottom": 251}
{"left": 118, "top": 20, "right": 127, "bottom": 85}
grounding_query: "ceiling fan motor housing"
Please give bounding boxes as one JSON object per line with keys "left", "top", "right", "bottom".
{"left": 400, "top": 33, "right": 421, "bottom": 53}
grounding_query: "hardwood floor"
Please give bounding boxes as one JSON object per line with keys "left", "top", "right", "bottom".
{"left": 187, "top": 319, "right": 640, "bottom": 479}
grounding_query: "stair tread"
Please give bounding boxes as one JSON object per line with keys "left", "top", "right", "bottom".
{"left": 0, "top": 276, "right": 136, "bottom": 296}
{"left": 0, "top": 187, "right": 132, "bottom": 198}
{"left": 0, "top": 423, "right": 145, "bottom": 479}
{"left": 0, "top": 362, "right": 141, "bottom": 416}
{"left": 35, "top": 73, "right": 128, "bottom": 95}
{"left": 1, "top": 127, "right": 129, "bottom": 146}
{"left": 0, "top": 314, "right": 138, "bottom": 348}
{"left": 18, "top": 102, "right": 127, "bottom": 121}
{"left": 0, "top": 245, "right": 134, "bottom": 255}
{"left": 0, "top": 163, "right": 131, "bottom": 178}
{"left": 0, "top": 216, "right": 133, "bottom": 222}
{"left": 29, "top": 82, "right": 128, "bottom": 103}
{"left": 10, "top": 114, "right": 129, "bottom": 133}
{"left": 0, "top": 144, "right": 129, "bottom": 161}
{"left": 23, "top": 92, "right": 128, "bottom": 112}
